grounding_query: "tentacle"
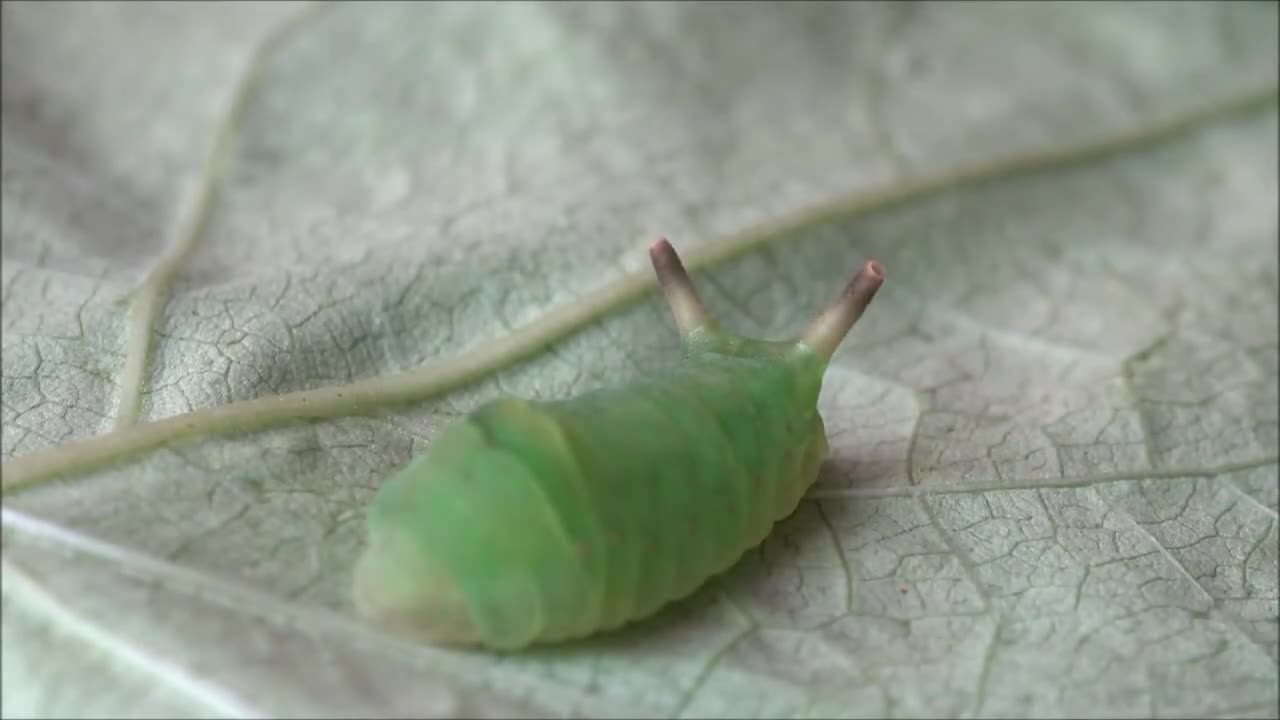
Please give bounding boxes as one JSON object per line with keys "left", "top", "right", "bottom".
{"left": 649, "top": 238, "right": 713, "bottom": 336}
{"left": 800, "top": 260, "right": 885, "bottom": 360}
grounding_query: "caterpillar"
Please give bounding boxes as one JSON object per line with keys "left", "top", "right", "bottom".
{"left": 353, "top": 238, "right": 885, "bottom": 650}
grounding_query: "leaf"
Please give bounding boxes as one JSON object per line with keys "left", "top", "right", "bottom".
{"left": 2, "top": 2, "right": 1277, "bottom": 717}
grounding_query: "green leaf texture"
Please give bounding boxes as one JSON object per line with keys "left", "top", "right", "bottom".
{"left": 2, "top": 2, "right": 1277, "bottom": 717}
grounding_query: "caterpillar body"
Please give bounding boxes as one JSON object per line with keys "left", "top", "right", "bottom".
{"left": 354, "top": 239, "right": 885, "bottom": 650}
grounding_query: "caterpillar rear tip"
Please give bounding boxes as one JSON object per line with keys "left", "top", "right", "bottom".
{"left": 353, "top": 239, "right": 885, "bottom": 650}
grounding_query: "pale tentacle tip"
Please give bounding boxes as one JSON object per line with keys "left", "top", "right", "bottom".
{"left": 648, "top": 236, "right": 675, "bottom": 256}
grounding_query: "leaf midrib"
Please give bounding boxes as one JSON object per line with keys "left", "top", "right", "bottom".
{"left": 2, "top": 82, "right": 1276, "bottom": 494}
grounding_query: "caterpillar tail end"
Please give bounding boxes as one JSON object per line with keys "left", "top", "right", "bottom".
{"left": 352, "top": 526, "right": 481, "bottom": 647}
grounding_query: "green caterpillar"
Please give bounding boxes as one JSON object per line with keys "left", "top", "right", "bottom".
{"left": 353, "top": 239, "right": 885, "bottom": 650}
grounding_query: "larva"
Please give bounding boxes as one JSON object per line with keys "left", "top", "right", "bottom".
{"left": 353, "top": 238, "right": 885, "bottom": 650}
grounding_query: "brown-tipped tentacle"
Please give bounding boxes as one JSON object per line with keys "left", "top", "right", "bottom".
{"left": 649, "top": 238, "right": 713, "bottom": 336}
{"left": 800, "top": 260, "right": 885, "bottom": 360}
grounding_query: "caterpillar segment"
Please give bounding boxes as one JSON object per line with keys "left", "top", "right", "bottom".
{"left": 353, "top": 238, "right": 885, "bottom": 650}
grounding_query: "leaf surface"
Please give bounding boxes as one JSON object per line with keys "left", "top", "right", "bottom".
{"left": 2, "top": 2, "right": 1277, "bottom": 717}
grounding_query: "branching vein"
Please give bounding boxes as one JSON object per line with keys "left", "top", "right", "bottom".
{"left": 113, "top": 2, "right": 328, "bottom": 428}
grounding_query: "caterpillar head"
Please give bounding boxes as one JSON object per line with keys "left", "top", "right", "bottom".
{"left": 649, "top": 237, "right": 885, "bottom": 364}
